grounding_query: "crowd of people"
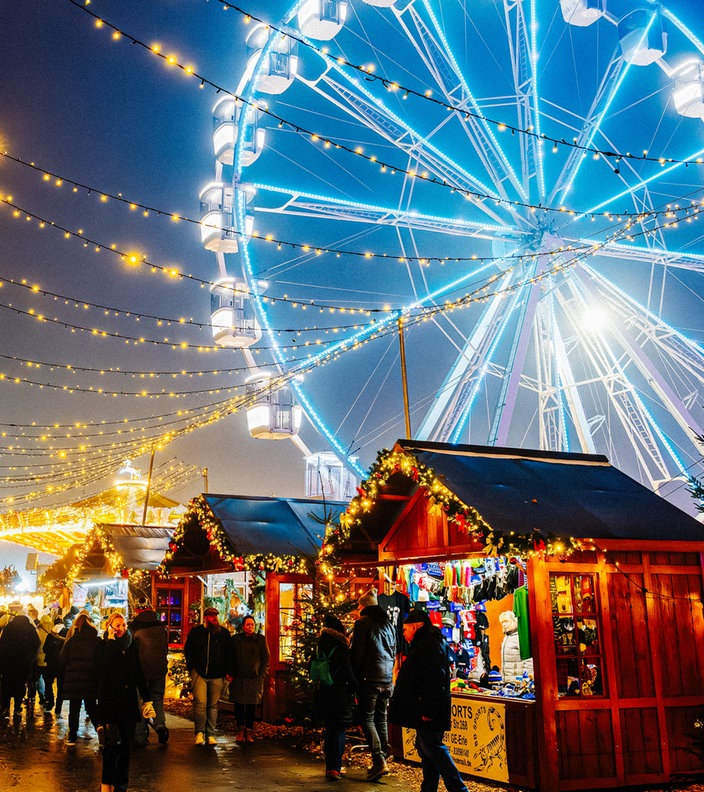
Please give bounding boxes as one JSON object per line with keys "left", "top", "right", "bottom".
{"left": 0, "top": 590, "right": 470, "bottom": 792}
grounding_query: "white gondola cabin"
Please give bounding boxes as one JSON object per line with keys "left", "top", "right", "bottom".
{"left": 210, "top": 277, "right": 263, "bottom": 348}
{"left": 618, "top": 9, "right": 667, "bottom": 67}
{"left": 673, "top": 59, "right": 704, "bottom": 119}
{"left": 199, "top": 182, "right": 238, "bottom": 253}
{"left": 246, "top": 24, "right": 298, "bottom": 95}
{"left": 297, "top": 0, "right": 348, "bottom": 41}
{"left": 212, "top": 97, "right": 266, "bottom": 167}
{"left": 245, "top": 373, "right": 302, "bottom": 440}
{"left": 559, "top": 0, "right": 605, "bottom": 27}
{"left": 304, "top": 451, "right": 358, "bottom": 501}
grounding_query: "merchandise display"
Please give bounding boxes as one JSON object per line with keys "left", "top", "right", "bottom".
{"left": 386, "top": 557, "right": 535, "bottom": 701}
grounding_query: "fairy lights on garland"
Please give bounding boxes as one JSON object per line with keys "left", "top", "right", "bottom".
{"left": 159, "top": 495, "right": 312, "bottom": 577}
{"left": 325, "top": 448, "right": 577, "bottom": 563}
{"left": 63, "top": 1, "right": 704, "bottom": 220}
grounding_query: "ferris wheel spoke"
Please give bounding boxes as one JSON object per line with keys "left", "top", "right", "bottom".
{"left": 502, "top": 0, "right": 545, "bottom": 201}
{"left": 247, "top": 181, "right": 515, "bottom": 242}
{"left": 557, "top": 276, "right": 690, "bottom": 487}
{"left": 301, "top": 65, "right": 521, "bottom": 228}
{"left": 579, "top": 239, "right": 704, "bottom": 275}
{"left": 414, "top": 271, "right": 518, "bottom": 443}
{"left": 548, "top": 51, "right": 626, "bottom": 207}
{"left": 387, "top": 0, "right": 526, "bottom": 203}
{"left": 580, "top": 263, "right": 704, "bottom": 384}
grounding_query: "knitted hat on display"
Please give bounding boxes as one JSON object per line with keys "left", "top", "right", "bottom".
{"left": 358, "top": 589, "right": 378, "bottom": 609}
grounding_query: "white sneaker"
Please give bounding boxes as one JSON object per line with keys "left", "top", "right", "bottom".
{"left": 195, "top": 732, "right": 205, "bottom": 745}
{"left": 207, "top": 734, "right": 217, "bottom": 745}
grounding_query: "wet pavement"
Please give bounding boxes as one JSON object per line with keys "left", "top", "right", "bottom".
{"left": 0, "top": 707, "right": 410, "bottom": 792}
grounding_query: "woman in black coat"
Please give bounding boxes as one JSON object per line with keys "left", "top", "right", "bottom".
{"left": 312, "top": 615, "right": 356, "bottom": 781}
{"left": 388, "top": 610, "right": 468, "bottom": 792}
{"left": 97, "top": 611, "right": 153, "bottom": 792}
{"left": 58, "top": 611, "right": 100, "bottom": 745}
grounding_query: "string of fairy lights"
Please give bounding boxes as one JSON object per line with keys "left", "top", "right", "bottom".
{"left": 64, "top": 0, "right": 704, "bottom": 216}
{"left": 208, "top": 0, "right": 704, "bottom": 173}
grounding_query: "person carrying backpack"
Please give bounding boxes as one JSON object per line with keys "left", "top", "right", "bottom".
{"left": 312, "top": 614, "right": 356, "bottom": 782}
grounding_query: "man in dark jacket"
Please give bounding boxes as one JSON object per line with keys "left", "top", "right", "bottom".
{"left": 130, "top": 601, "right": 170, "bottom": 745}
{"left": 350, "top": 589, "right": 396, "bottom": 780}
{"left": 184, "top": 606, "right": 231, "bottom": 746}
{"left": 388, "top": 610, "right": 469, "bottom": 792}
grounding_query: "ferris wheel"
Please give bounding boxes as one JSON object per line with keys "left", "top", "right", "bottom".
{"left": 201, "top": 0, "right": 704, "bottom": 500}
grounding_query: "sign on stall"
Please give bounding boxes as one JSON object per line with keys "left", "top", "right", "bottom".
{"left": 401, "top": 697, "right": 508, "bottom": 783}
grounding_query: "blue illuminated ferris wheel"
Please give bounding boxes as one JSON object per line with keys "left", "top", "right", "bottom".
{"left": 202, "top": 0, "right": 704, "bottom": 500}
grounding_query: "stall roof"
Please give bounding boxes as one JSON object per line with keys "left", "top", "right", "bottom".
{"left": 351, "top": 441, "right": 704, "bottom": 546}
{"left": 106, "top": 524, "right": 173, "bottom": 570}
{"left": 202, "top": 494, "right": 346, "bottom": 558}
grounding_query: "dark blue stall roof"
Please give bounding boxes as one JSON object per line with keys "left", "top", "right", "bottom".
{"left": 380, "top": 441, "right": 704, "bottom": 543}
{"left": 203, "top": 495, "right": 346, "bottom": 557}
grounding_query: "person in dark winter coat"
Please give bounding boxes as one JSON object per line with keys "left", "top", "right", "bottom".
{"left": 0, "top": 610, "right": 41, "bottom": 718}
{"left": 350, "top": 589, "right": 396, "bottom": 781}
{"left": 388, "top": 610, "right": 469, "bottom": 792}
{"left": 312, "top": 614, "right": 356, "bottom": 781}
{"left": 58, "top": 611, "right": 100, "bottom": 744}
{"left": 39, "top": 616, "right": 64, "bottom": 712}
{"left": 229, "top": 614, "right": 270, "bottom": 744}
{"left": 184, "top": 606, "right": 232, "bottom": 746}
{"left": 97, "top": 611, "right": 154, "bottom": 792}
{"left": 129, "top": 604, "right": 169, "bottom": 745}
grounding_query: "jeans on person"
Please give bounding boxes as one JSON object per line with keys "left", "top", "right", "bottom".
{"left": 190, "top": 672, "right": 224, "bottom": 736}
{"left": 357, "top": 682, "right": 392, "bottom": 766}
{"left": 134, "top": 677, "right": 166, "bottom": 744}
{"left": 324, "top": 719, "right": 347, "bottom": 772}
{"left": 68, "top": 697, "right": 99, "bottom": 740}
{"left": 414, "top": 729, "right": 469, "bottom": 792}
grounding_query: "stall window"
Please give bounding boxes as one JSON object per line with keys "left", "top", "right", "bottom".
{"left": 550, "top": 573, "right": 603, "bottom": 696}
{"left": 278, "top": 581, "right": 312, "bottom": 663}
{"left": 156, "top": 585, "right": 184, "bottom": 646}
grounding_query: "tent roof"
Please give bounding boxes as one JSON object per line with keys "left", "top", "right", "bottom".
{"left": 202, "top": 494, "right": 345, "bottom": 558}
{"left": 105, "top": 524, "right": 173, "bottom": 570}
{"left": 350, "top": 441, "right": 703, "bottom": 547}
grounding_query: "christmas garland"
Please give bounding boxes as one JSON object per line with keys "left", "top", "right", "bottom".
{"left": 159, "top": 495, "right": 312, "bottom": 576}
{"left": 327, "top": 448, "right": 575, "bottom": 560}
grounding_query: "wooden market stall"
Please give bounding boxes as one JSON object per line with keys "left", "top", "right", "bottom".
{"left": 160, "top": 493, "right": 345, "bottom": 720}
{"left": 332, "top": 440, "right": 704, "bottom": 792}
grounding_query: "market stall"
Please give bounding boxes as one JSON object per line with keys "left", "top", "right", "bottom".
{"left": 329, "top": 440, "right": 704, "bottom": 792}
{"left": 160, "top": 493, "right": 345, "bottom": 720}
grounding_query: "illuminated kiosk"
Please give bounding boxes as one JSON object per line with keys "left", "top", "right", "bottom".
{"left": 297, "top": 0, "right": 348, "bottom": 41}
{"left": 618, "top": 8, "right": 667, "bottom": 66}
{"left": 212, "top": 96, "right": 265, "bottom": 167}
{"left": 245, "top": 373, "right": 302, "bottom": 440}
{"left": 246, "top": 23, "right": 297, "bottom": 95}
{"left": 559, "top": 0, "right": 605, "bottom": 27}
{"left": 672, "top": 59, "right": 704, "bottom": 119}
{"left": 199, "top": 182, "right": 238, "bottom": 253}
{"left": 210, "top": 277, "right": 262, "bottom": 348}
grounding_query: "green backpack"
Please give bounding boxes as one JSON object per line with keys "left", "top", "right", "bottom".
{"left": 310, "top": 645, "right": 336, "bottom": 686}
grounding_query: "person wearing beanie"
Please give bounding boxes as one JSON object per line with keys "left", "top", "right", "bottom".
{"left": 0, "top": 609, "right": 40, "bottom": 719}
{"left": 388, "top": 610, "right": 469, "bottom": 792}
{"left": 312, "top": 614, "right": 357, "bottom": 781}
{"left": 350, "top": 588, "right": 396, "bottom": 781}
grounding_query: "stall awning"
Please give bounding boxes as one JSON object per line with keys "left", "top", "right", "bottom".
{"left": 203, "top": 495, "right": 344, "bottom": 557}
